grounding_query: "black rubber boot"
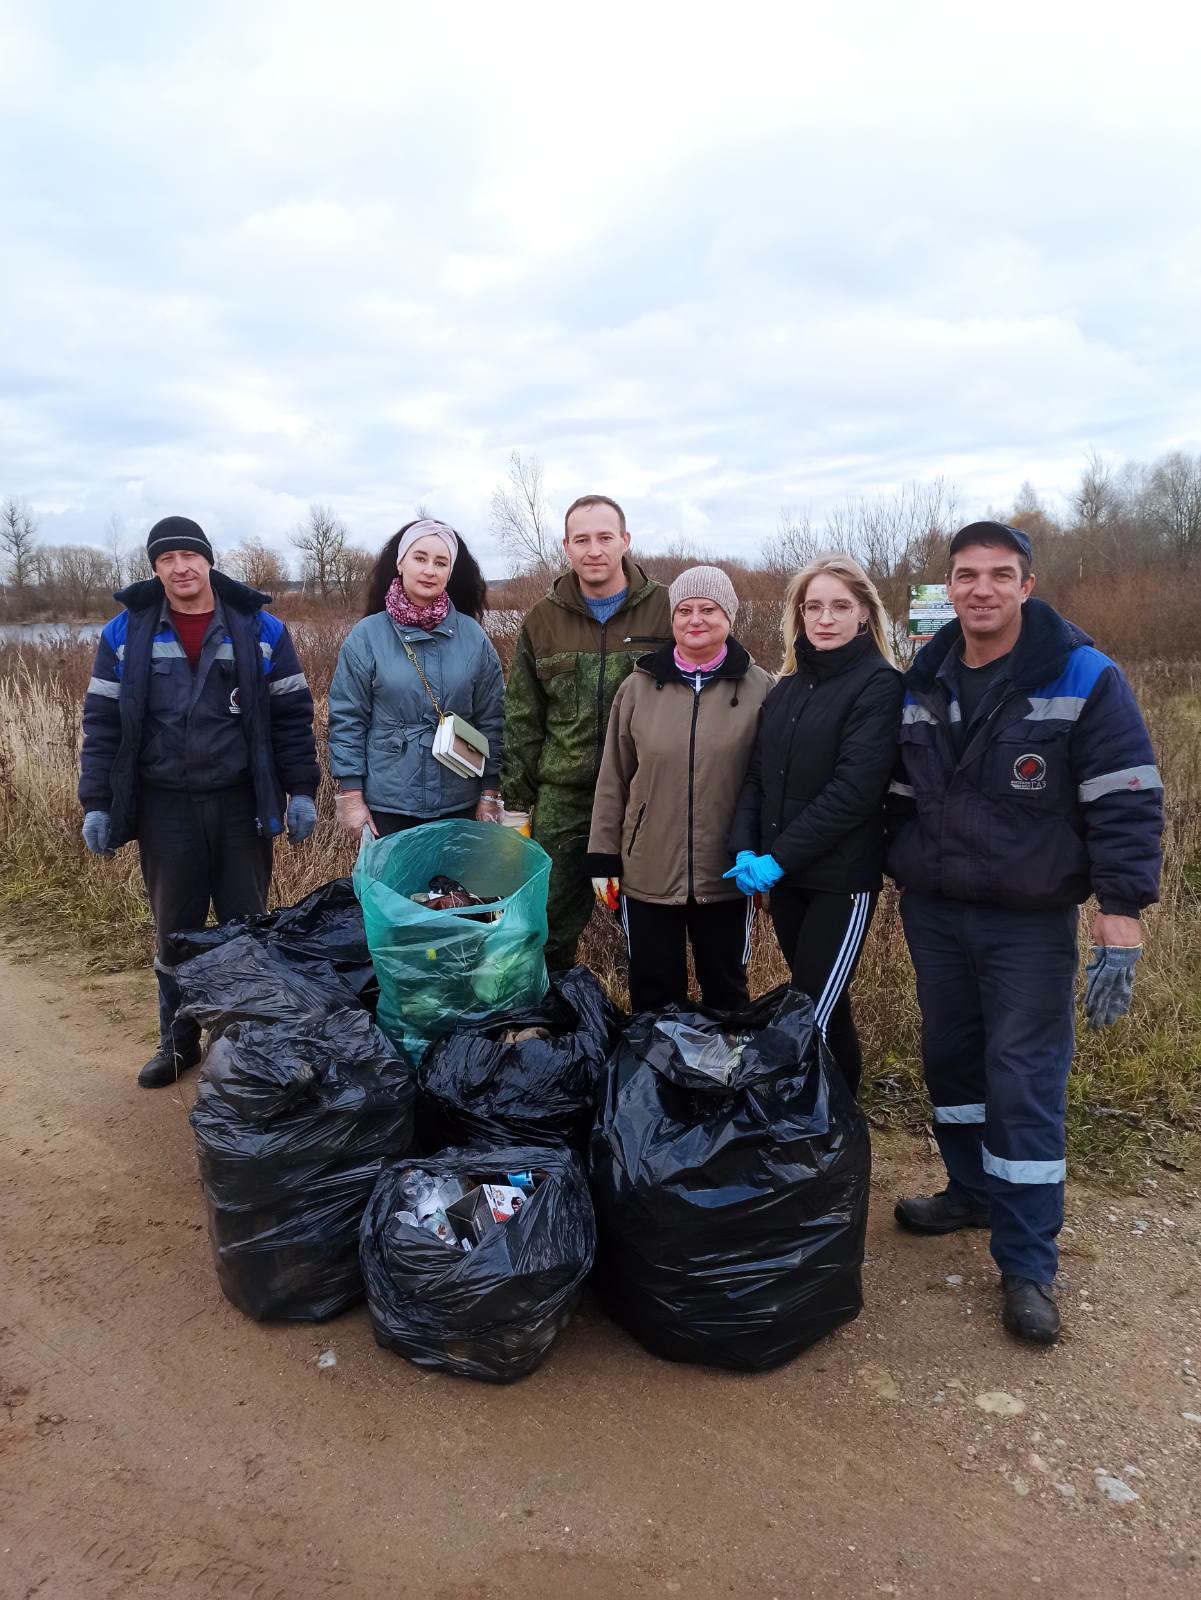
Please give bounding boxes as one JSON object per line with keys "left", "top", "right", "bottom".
{"left": 138, "top": 1039, "right": 202, "bottom": 1089}
{"left": 1001, "top": 1276, "right": 1061, "bottom": 1345}
{"left": 894, "top": 1188, "right": 991, "bottom": 1235}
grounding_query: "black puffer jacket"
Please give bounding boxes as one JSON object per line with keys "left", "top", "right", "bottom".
{"left": 729, "top": 633, "right": 903, "bottom": 893}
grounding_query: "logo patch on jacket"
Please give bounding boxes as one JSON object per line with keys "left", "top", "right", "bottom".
{"left": 229, "top": 687, "right": 242, "bottom": 716}
{"left": 1011, "top": 752, "right": 1046, "bottom": 791}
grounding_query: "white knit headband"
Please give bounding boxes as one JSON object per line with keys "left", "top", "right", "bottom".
{"left": 396, "top": 519, "right": 459, "bottom": 568}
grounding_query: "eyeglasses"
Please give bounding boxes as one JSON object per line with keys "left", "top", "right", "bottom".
{"left": 801, "top": 599, "right": 856, "bottom": 620}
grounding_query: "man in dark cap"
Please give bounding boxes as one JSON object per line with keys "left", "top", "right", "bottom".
{"left": 886, "top": 521, "right": 1162, "bottom": 1344}
{"left": 79, "top": 516, "right": 319, "bottom": 1086}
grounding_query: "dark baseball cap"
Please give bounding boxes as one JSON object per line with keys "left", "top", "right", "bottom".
{"left": 948, "top": 520, "right": 1033, "bottom": 565}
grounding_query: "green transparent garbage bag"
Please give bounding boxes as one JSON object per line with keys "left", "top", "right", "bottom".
{"left": 353, "top": 820, "right": 551, "bottom": 1063}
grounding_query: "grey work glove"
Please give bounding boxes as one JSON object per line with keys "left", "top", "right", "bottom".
{"left": 1083, "top": 944, "right": 1141, "bottom": 1030}
{"left": 82, "top": 810, "right": 112, "bottom": 855}
{"left": 286, "top": 794, "right": 317, "bottom": 844}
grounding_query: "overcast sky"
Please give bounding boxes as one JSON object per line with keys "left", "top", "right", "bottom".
{"left": 2, "top": 1, "right": 1199, "bottom": 575}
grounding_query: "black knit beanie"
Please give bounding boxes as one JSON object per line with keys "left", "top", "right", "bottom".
{"left": 146, "top": 515, "right": 214, "bottom": 566}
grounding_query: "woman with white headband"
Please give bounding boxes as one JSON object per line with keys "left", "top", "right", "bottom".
{"left": 328, "top": 518, "right": 504, "bottom": 836}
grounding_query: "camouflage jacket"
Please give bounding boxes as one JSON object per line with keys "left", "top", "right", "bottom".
{"left": 501, "top": 560, "right": 672, "bottom": 809}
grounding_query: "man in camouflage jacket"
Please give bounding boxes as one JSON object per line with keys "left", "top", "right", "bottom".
{"left": 502, "top": 495, "right": 671, "bottom": 968}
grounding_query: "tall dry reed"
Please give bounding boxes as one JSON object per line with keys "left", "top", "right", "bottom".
{"left": 1, "top": 632, "right": 1197, "bottom": 1177}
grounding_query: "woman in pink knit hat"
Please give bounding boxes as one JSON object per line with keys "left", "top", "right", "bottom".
{"left": 328, "top": 519, "right": 505, "bottom": 838}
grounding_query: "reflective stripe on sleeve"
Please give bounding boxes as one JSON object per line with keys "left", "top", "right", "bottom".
{"left": 259, "top": 640, "right": 274, "bottom": 661}
{"left": 933, "top": 1103, "right": 986, "bottom": 1124}
{"left": 1025, "top": 694, "right": 1087, "bottom": 722}
{"left": 269, "top": 673, "right": 308, "bottom": 696}
{"left": 87, "top": 676, "right": 121, "bottom": 699}
{"left": 982, "top": 1145, "right": 1066, "bottom": 1185}
{"left": 902, "top": 703, "right": 938, "bottom": 725}
{"left": 1077, "top": 765, "right": 1163, "bottom": 803}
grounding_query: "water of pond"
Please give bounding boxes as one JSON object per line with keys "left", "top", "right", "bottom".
{"left": 0, "top": 621, "right": 104, "bottom": 645}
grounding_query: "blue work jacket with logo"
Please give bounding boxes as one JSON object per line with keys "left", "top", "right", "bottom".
{"left": 79, "top": 571, "right": 318, "bottom": 849}
{"left": 885, "top": 598, "right": 1162, "bottom": 916}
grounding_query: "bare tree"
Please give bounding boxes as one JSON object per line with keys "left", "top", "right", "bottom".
{"left": 333, "top": 545, "right": 374, "bottom": 607}
{"left": 291, "top": 504, "right": 348, "bottom": 601}
{"left": 490, "top": 451, "right": 558, "bottom": 573}
{"left": 1, "top": 495, "right": 39, "bottom": 597}
{"left": 1073, "top": 450, "right": 1117, "bottom": 533}
{"left": 762, "top": 509, "right": 823, "bottom": 575}
{"left": 123, "top": 544, "right": 154, "bottom": 584}
{"left": 45, "top": 545, "right": 111, "bottom": 616}
{"left": 1143, "top": 449, "right": 1201, "bottom": 563}
{"left": 226, "top": 536, "right": 291, "bottom": 592}
{"left": 103, "top": 513, "right": 127, "bottom": 589}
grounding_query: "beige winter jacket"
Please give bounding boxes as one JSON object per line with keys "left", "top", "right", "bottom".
{"left": 586, "top": 639, "right": 773, "bottom": 905}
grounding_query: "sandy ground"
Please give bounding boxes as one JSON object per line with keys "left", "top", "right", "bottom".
{"left": 1, "top": 943, "right": 1198, "bottom": 1600}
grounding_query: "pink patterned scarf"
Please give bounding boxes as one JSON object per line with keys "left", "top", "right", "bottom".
{"left": 385, "top": 577, "right": 450, "bottom": 631}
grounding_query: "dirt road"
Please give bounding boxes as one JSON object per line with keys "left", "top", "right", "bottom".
{"left": 1, "top": 946, "right": 1198, "bottom": 1600}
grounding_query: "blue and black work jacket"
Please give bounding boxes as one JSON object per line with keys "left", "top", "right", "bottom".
{"left": 885, "top": 598, "right": 1162, "bottom": 916}
{"left": 78, "top": 570, "right": 319, "bottom": 849}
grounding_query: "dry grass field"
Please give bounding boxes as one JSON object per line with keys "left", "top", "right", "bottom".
{"left": 1, "top": 623, "right": 1198, "bottom": 1181}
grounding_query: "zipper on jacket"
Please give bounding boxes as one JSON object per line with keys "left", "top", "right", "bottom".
{"left": 622, "top": 634, "right": 671, "bottom": 646}
{"left": 686, "top": 680, "right": 702, "bottom": 898}
{"left": 595, "top": 618, "right": 609, "bottom": 774}
{"left": 628, "top": 802, "right": 648, "bottom": 853}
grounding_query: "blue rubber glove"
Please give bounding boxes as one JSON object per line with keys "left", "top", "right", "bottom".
{"left": 1083, "top": 944, "right": 1141, "bottom": 1030}
{"left": 286, "top": 794, "right": 317, "bottom": 844}
{"left": 747, "top": 854, "right": 784, "bottom": 894}
{"left": 722, "top": 850, "right": 759, "bottom": 896}
{"left": 82, "top": 810, "right": 111, "bottom": 855}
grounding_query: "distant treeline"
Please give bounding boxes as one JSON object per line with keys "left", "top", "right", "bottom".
{"left": 4, "top": 448, "right": 1200, "bottom": 660}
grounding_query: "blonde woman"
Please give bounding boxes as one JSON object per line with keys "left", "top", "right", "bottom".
{"left": 727, "top": 555, "right": 903, "bottom": 1094}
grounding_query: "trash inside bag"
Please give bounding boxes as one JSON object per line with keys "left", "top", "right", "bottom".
{"left": 354, "top": 820, "right": 551, "bottom": 1062}
{"left": 190, "top": 1006, "right": 416, "bottom": 1321}
{"left": 589, "top": 985, "right": 871, "bottom": 1371}
{"left": 360, "top": 1143, "right": 595, "bottom": 1382}
{"left": 175, "top": 934, "right": 358, "bottom": 1040}
{"left": 417, "top": 967, "right": 620, "bottom": 1152}
{"left": 167, "top": 878, "right": 377, "bottom": 1012}
{"left": 410, "top": 875, "right": 500, "bottom": 916}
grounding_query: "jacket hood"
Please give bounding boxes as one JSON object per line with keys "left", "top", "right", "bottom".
{"left": 114, "top": 568, "right": 271, "bottom": 615}
{"left": 636, "top": 636, "right": 753, "bottom": 684}
{"left": 906, "top": 596, "right": 1093, "bottom": 695}
{"left": 550, "top": 556, "right": 656, "bottom": 617}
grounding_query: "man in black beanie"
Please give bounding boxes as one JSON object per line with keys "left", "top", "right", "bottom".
{"left": 78, "top": 516, "right": 320, "bottom": 1086}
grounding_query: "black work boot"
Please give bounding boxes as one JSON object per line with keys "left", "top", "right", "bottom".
{"left": 894, "top": 1188, "right": 990, "bottom": 1234}
{"left": 138, "top": 1038, "right": 202, "bottom": 1089}
{"left": 1001, "top": 1276, "right": 1061, "bottom": 1345}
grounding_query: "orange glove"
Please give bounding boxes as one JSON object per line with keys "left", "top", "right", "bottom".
{"left": 591, "top": 876, "right": 620, "bottom": 912}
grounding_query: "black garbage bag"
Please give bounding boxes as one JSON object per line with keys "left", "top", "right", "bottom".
{"left": 589, "top": 986, "right": 870, "bottom": 1371}
{"left": 167, "top": 878, "right": 377, "bottom": 1012}
{"left": 360, "top": 1143, "right": 595, "bottom": 1383}
{"left": 175, "top": 934, "right": 360, "bottom": 1041}
{"left": 189, "top": 1006, "right": 416, "bottom": 1321}
{"left": 417, "top": 967, "right": 620, "bottom": 1152}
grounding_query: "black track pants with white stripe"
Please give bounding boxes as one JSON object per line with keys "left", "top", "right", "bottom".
{"left": 620, "top": 895, "right": 754, "bottom": 1015}
{"left": 768, "top": 886, "right": 878, "bottom": 1097}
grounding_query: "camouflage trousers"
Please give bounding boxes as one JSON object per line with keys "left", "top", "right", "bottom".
{"left": 532, "top": 785, "right": 596, "bottom": 971}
